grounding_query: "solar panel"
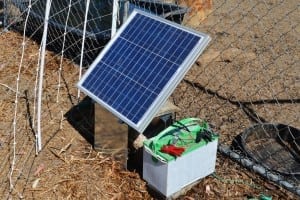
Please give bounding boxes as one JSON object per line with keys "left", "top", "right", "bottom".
{"left": 77, "top": 10, "right": 211, "bottom": 133}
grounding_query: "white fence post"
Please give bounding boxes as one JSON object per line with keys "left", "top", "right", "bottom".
{"left": 36, "top": 0, "right": 52, "bottom": 152}
{"left": 77, "top": 0, "right": 91, "bottom": 100}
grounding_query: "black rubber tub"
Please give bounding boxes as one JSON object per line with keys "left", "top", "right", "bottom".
{"left": 232, "top": 123, "right": 300, "bottom": 179}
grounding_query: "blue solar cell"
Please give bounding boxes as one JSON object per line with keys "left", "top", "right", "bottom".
{"left": 78, "top": 10, "right": 210, "bottom": 133}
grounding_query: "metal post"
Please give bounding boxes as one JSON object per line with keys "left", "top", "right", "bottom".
{"left": 121, "top": 0, "right": 129, "bottom": 24}
{"left": 94, "top": 103, "right": 128, "bottom": 167}
{"left": 111, "top": 0, "right": 119, "bottom": 37}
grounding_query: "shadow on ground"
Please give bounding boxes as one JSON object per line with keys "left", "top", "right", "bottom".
{"left": 65, "top": 96, "right": 95, "bottom": 145}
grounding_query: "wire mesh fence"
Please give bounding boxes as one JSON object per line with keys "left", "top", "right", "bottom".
{"left": 0, "top": 0, "right": 299, "bottom": 198}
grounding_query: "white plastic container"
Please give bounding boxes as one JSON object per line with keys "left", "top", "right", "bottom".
{"left": 143, "top": 138, "right": 218, "bottom": 197}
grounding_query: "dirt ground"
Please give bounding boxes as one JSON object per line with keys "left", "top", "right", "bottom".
{"left": 0, "top": 0, "right": 299, "bottom": 199}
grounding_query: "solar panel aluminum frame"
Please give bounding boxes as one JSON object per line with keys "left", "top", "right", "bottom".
{"left": 77, "top": 9, "right": 211, "bottom": 133}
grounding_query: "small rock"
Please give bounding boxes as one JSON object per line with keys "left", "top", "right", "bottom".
{"left": 32, "top": 178, "right": 40, "bottom": 189}
{"left": 133, "top": 134, "right": 147, "bottom": 149}
{"left": 197, "top": 49, "right": 221, "bottom": 65}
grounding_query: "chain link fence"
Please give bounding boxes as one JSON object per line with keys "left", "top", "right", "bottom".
{"left": 0, "top": 0, "right": 299, "bottom": 198}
